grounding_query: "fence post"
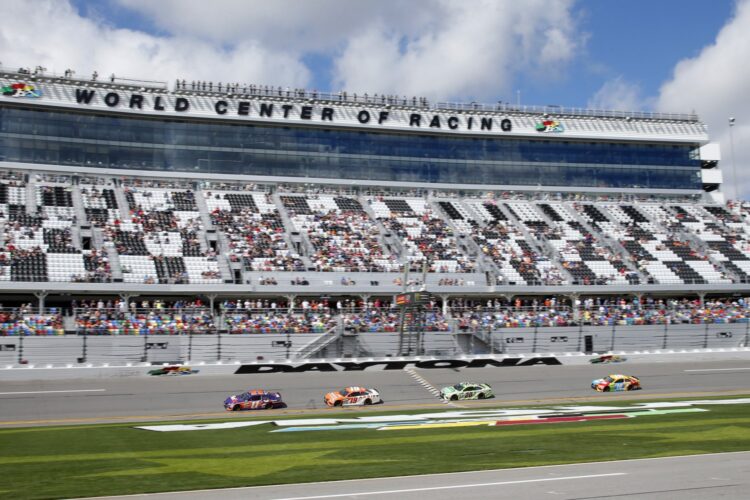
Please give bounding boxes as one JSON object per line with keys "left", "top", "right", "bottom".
{"left": 17, "top": 334, "right": 23, "bottom": 364}
{"left": 217, "top": 331, "right": 222, "bottom": 362}
{"left": 489, "top": 327, "right": 494, "bottom": 355}
{"left": 187, "top": 330, "right": 193, "bottom": 363}
{"left": 532, "top": 326, "right": 538, "bottom": 353}
{"left": 662, "top": 322, "right": 668, "bottom": 350}
{"left": 745, "top": 321, "right": 749, "bottom": 348}
{"left": 576, "top": 323, "right": 583, "bottom": 352}
{"left": 81, "top": 331, "right": 87, "bottom": 363}
{"left": 703, "top": 322, "right": 709, "bottom": 349}
{"left": 500, "top": 328, "right": 505, "bottom": 354}
{"left": 142, "top": 329, "right": 149, "bottom": 363}
{"left": 610, "top": 324, "right": 616, "bottom": 352}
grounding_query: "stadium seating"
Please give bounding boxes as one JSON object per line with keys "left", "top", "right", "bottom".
{"left": 0, "top": 167, "right": 748, "bottom": 294}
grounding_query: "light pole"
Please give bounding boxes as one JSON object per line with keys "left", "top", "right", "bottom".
{"left": 729, "top": 117, "right": 737, "bottom": 200}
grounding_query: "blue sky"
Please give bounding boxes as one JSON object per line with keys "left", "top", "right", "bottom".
{"left": 2, "top": 0, "right": 749, "bottom": 197}
{"left": 544, "top": 1, "right": 735, "bottom": 109}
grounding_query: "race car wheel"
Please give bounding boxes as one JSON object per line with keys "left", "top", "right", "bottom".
{"left": 603, "top": 386, "right": 610, "bottom": 392}
{"left": 333, "top": 400, "right": 342, "bottom": 407}
{"left": 265, "top": 402, "right": 274, "bottom": 409}
{"left": 232, "top": 405, "right": 241, "bottom": 411}
{"left": 450, "top": 395, "right": 458, "bottom": 401}
{"left": 364, "top": 399, "right": 372, "bottom": 405}
{"left": 477, "top": 393, "right": 485, "bottom": 400}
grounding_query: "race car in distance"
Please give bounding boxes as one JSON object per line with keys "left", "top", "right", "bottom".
{"left": 324, "top": 386, "right": 381, "bottom": 407}
{"left": 224, "top": 390, "right": 284, "bottom": 411}
{"left": 440, "top": 382, "right": 494, "bottom": 401}
{"left": 591, "top": 374, "right": 642, "bottom": 392}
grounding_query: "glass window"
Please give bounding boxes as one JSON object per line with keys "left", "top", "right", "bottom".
{"left": 0, "top": 105, "right": 703, "bottom": 190}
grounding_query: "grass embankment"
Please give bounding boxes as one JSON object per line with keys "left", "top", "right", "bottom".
{"left": 2, "top": 397, "right": 750, "bottom": 499}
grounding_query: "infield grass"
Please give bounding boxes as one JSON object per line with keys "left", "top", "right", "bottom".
{"left": 2, "top": 396, "right": 750, "bottom": 499}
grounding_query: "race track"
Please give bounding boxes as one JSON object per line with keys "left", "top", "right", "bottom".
{"left": 2, "top": 360, "right": 750, "bottom": 427}
{"left": 88, "top": 451, "right": 750, "bottom": 500}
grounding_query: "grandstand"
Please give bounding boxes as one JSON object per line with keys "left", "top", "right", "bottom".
{"left": 1, "top": 65, "right": 747, "bottom": 362}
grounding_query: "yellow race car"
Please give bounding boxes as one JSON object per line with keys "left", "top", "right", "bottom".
{"left": 591, "top": 374, "right": 642, "bottom": 392}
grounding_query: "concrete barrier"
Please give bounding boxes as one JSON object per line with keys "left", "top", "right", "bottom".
{"left": 2, "top": 348, "right": 749, "bottom": 381}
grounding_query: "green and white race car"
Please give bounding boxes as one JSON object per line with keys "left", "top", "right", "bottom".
{"left": 440, "top": 382, "right": 494, "bottom": 401}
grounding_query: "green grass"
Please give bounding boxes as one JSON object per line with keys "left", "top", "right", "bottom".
{"left": 2, "top": 397, "right": 750, "bottom": 499}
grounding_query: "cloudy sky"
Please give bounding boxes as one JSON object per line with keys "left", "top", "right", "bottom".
{"left": 1, "top": 0, "right": 748, "bottom": 197}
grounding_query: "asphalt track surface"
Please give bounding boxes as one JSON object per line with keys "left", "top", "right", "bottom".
{"left": 85, "top": 451, "right": 750, "bottom": 500}
{"left": 2, "top": 359, "right": 750, "bottom": 427}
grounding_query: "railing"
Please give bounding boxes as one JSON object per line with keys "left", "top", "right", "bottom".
{"left": 1, "top": 316, "right": 748, "bottom": 365}
{"left": 296, "top": 317, "right": 345, "bottom": 359}
{"left": 0, "top": 67, "right": 167, "bottom": 91}
{"left": 467, "top": 321, "right": 750, "bottom": 355}
{"left": 2, "top": 62, "right": 698, "bottom": 122}
{"left": 434, "top": 101, "right": 699, "bottom": 122}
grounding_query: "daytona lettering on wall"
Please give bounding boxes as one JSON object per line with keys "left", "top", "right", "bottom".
{"left": 234, "top": 357, "right": 561, "bottom": 374}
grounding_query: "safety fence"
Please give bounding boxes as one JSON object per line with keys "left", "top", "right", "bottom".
{"left": 0, "top": 322, "right": 747, "bottom": 366}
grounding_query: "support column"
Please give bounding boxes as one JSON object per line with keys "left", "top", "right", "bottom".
{"left": 206, "top": 293, "right": 217, "bottom": 312}
{"left": 286, "top": 294, "right": 296, "bottom": 312}
{"left": 634, "top": 292, "right": 643, "bottom": 310}
{"left": 698, "top": 293, "right": 705, "bottom": 307}
{"left": 34, "top": 291, "right": 48, "bottom": 314}
{"left": 360, "top": 294, "right": 371, "bottom": 310}
{"left": 119, "top": 293, "right": 137, "bottom": 311}
{"left": 502, "top": 294, "right": 513, "bottom": 309}
{"left": 441, "top": 294, "right": 450, "bottom": 315}
{"left": 569, "top": 293, "right": 580, "bottom": 322}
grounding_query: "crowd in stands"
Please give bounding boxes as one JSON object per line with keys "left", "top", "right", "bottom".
{"left": 210, "top": 203, "right": 306, "bottom": 272}
{"left": 282, "top": 194, "right": 400, "bottom": 272}
{"left": 3, "top": 295, "right": 750, "bottom": 335}
{"left": 4, "top": 169, "right": 750, "bottom": 288}
{"left": 0, "top": 307, "right": 64, "bottom": 335}
{"left": 224, "top": 310, "right": 336, "bottom": 333}
{"left": 343, "top": 308, "right": 450, "bottom": 333}
{"left": 453, "top": 297, "right": 750, "bottom": 330}
{"left": 74, "top": 298, "right": 215, "bottom": 334}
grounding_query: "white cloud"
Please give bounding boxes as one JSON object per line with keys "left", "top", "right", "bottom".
{"left": 656, "top": 0, "right": 750, "bottom": 199}
{"left": 115, "top": 0, "right": 581, "bottom": 101}
{"left": 0, "top": 0, "right": 311, "bottom": 87}
{"left": 587, "top": 76, "right": 650, "bottom": 112}
{"left": 331, "top": 0, "right": 580, "bottom": 100}
{"left": 1, "top": 0, "right": 582, "bottom": 101}
{"left": 116, "top": 0, "right": 431, "bottom": 53}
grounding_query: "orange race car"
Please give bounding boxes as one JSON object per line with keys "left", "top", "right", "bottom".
{"left": 324, "top": 386, "right": 382, "bottom": 407}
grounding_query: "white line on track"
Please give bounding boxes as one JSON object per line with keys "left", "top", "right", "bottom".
{"left": 0, "top": 389, "right": 106, "bottom": 395}
{"left": 404, "top": 368, "right": 457, "bottom": 406}
{"left": 684, "top": 367, "right": 750, "bottom": 372}
{"left": 271, "top": 473, "right": 627, "bottom": 500}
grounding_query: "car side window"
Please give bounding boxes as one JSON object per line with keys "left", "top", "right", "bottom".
{"left": 250, "top": 395, "right": 260, "bottom": 401}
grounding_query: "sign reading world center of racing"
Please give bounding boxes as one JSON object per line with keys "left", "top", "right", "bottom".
{"left": 68, "top": 88, "right": 513, "bottom": 133}
{"left": 234, "top": 357, "right": 561, "bottom": 374}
